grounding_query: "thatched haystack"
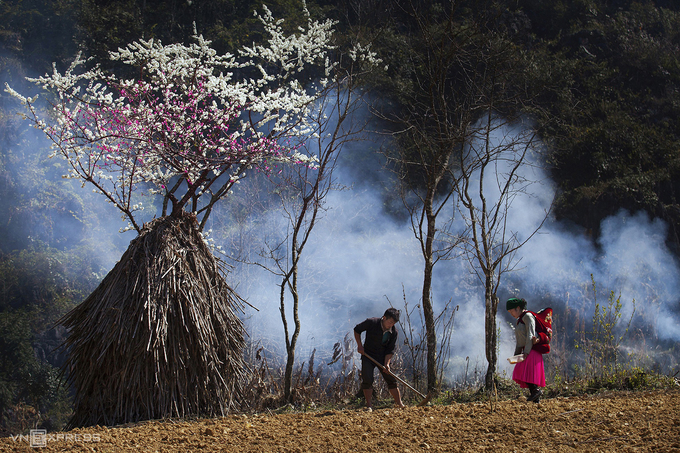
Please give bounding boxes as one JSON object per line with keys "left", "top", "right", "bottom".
{"left": 59, "top": 212, "right": 248, "bottom": 427}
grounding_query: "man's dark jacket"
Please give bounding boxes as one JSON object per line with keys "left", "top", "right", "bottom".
{"left": 354, "top": 317, "right": 398, "bottom": 362}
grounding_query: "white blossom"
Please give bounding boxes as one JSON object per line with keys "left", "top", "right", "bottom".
{"left": 5, "top": 6, "right": 380, "bottom": 233}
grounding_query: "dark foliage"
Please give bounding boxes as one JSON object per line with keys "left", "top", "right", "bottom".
{"left": 508, "top": 1, "right": 680, "bottom": 247}
{"left": 0, "top": 246, "right": 102, "bottom": 433}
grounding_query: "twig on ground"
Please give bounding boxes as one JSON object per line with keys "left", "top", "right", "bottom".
{"left": 558, "top": 408, "right": 584, "bottom": 416}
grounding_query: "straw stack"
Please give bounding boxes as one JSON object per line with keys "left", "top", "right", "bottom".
{"left": 59, "top": 212, "right": 248, "bottom": 427}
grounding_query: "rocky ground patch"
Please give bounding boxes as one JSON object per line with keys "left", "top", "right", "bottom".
{"left": 2, "top": 389, "right": 679, "bottom": 452}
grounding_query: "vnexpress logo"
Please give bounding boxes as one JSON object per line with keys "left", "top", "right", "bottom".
{"left": 10, "top": 430, "right": 101, "bottom": 447}
{"left": 30, "top": 429, "right": 47, "bottom": 448}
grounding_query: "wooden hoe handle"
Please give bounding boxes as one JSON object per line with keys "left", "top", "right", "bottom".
{"left": 361, "top": 352, "right": 427, "bottom": 400}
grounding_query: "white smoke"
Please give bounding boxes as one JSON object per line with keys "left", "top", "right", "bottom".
{"left": 226, "top": 115, "right": 680, "bottom": 381}
{"left": 8, "top": 83, "right": 678, "bottom": 382}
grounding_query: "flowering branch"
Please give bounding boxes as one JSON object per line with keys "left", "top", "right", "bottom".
{"left": 6, "top": 6, "right": 338, "bottom": 233}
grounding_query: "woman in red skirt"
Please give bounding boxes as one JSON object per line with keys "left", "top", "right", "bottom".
{"left": 507, "top": 297, "right": 545, "bottom": 403}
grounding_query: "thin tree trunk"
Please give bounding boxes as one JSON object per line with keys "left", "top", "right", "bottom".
{"left": 282, "top": 247, "right": 301, "bottom": 403}
{"left": 422, "top": 197, "right": 438, "bottom": 392}
{"left": 484, "top": 288, "right": 499, "bottom": 389}
{"left": 280, "top": 280, "right": 292, "bottom": 402}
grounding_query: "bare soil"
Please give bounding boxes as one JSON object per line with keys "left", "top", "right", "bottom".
{"left": 3, "top": 389, "right": 679, "bottom": 452}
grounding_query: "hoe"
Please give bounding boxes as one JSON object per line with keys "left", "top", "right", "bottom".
{"left": 362, "top": 352, "right": 432, "bottom": 407}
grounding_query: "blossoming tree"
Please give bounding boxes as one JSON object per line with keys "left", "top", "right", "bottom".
{"left": 5, "top": 5, "right": 377, "bottom": 425}
{"left": 6, "top": 6, "right": 329, "bottom": 234}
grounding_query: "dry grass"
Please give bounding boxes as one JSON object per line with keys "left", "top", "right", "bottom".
{"left": 240, "top": 332, "right": 421, "bottom": 412}
{"left": 58, "top": 212, "right": 248, "bottom": 427}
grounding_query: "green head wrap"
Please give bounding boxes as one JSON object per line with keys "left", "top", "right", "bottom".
{"left": 506, "top": 297, "right": 526, "bottom": 311}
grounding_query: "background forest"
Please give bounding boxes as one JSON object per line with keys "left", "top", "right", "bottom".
{"left": 1, "top": 0, "right": 680, "bottom": 433}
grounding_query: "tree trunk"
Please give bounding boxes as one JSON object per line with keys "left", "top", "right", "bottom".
{"left": 484, "top": 288, "right": 499, "bottom": 390}
{"left": 282, "top": 250, "right": 301, "bottom": 403}
{"left": 422, "top": 264, "right": 437, "bottom": 392}
{"left": 422, "top": 199, "right": 438, "bottom": 393}
{"left": 283, "top": 345, "right": 296, "bottom": 403}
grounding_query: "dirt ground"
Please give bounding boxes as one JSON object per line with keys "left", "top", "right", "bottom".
{"left": 2, "top": 389, "right": 679, "bottom": 452}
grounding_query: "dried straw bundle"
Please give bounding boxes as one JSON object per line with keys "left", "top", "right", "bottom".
{"left": 59, "top": 212, "right": 248, "bottom": 427}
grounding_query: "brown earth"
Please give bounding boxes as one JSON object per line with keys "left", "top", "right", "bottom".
{"left": 2, "top": 389, "right": 679, "bottom": 452}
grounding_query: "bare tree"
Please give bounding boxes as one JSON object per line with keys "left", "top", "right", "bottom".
{"left": 456, "top": 113, "right": 551, "bottom": 390}
{"left": 389, "top": 129, "right": 465, "bottom": 394}
{"left": 374, "top": 0, "right": 486, "bottom": 393}
{"left": 257, "top": 58, "right": 379, "bottom": 403}
{"left": 376, "top": 0, "right": 550, "bottom": 392}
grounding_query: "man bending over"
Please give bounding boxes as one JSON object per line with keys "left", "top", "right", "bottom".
{"left": 354, "top": 308, "right": 405, "bottom": 410}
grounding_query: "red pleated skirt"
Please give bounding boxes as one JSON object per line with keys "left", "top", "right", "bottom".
{"left": 512, "top": 349, "right": 546, "bottom": 388}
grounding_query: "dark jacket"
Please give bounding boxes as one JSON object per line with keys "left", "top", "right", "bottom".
{"left": 354, "top": 317, "right": 398, "bottom": 360}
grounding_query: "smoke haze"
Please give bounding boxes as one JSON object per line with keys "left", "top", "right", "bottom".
{"left": 224, "top": 118, "right": 680, "bottom": 381}
{"left": 4, "top": 78, "right": 678, "bottom": 384}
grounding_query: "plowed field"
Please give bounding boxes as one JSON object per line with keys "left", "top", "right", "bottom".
{"left": 3, "top": 389, "right": 679, "bottom": 452}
